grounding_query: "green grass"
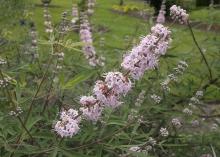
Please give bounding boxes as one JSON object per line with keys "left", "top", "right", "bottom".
{"left": 190, "top": 7, "right": 220, "bottom": 24}
{"left": 1, "top": 0, "right": 220, "bottom": 89}
{"left": 27, "top": 0, "right": 153, "bottom": 71}
{"left": 28, "top": 0, "right": 220, "bottom": 102}
{"left": 1, "top": 0, "right": 220, "bottom": 93}
{"left": 3, "top": 0, "right": 220, "bottom": 59}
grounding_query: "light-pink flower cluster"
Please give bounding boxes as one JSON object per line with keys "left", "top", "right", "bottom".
{"left": 30, "top": 26, "right": 39, "bottom": 59}
{"left": 93, "top": 72, "right": 132, "bottom": 108}
{"left": 121, "top": 24, "right": 171, "bottom": 79}
{"left": 79, "top": 96, "right": 103, "bottom": 122}
{"left": 43, "top": 4, "right": 53, "bottom": 33}
{"left": 71, "top": 4, "right": 79, "bottom": 24}
{"left": 156, "top": 0, "right": 166, "bottom": 24}
{"left": 88, "top": 0, "right": 96, "bottom": 16}
{"left": 80, "top": 24, "right": 171, "bottom": 120}
{"left": 79, "top": 14, "right": 104, "bottom": 66}
{"left": 54, "top": 23, "right": 172, "bottom": 136}
{"left": 54, "top": 109, "right": 80, "bottom": 137}
{"left": 104, "top": 72, "right": 132, "bottom": 95}
{"left": 170, "top": 5, "right": 189, "bottom": 24}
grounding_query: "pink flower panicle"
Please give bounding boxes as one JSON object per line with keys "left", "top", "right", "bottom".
{"left": 59, "top": 11, "right": 69, "bottom": 34}
{"left": 71, "top": 4, "right": 79, "bottom": 24}
{"left": 170, "top": 5, "right": 189, "bottom": 24}
{"left": 104, "top": 72, "right": 132, "bottom": 95}
{"left": 80, "top": 105, "right": 102, "bottom": 122}
{"left": 79, "top": 14, "right": 104, "bottom": 66}
{"left": 43, "top": 4, "right": 53, "bottom": 33}
{"left": 80, "top": 95, "right": 97, "bottom": 106}
{"left": 93, "top": 80, "right": 121, "bottom": 108}
{"left": 121, "top": 24, "right": 171, "bottom": 80}
{"left": 29, "top": 26, "right": 39, "bottom": 59}
{"left": 79, "top": 96, "right": 102, "bottom": 122}
{"left": 156, "top": 0, "right": 166, "bottom": 24}
{"left": 54, "top": 109, "right": 80, "bottom": 137}
{"left": 93, "top": 72, "right": 132, "bottom": 108}
{"left": 54, "top": 24, "right": 172, "bottom": 138}
{"left": 88, "top": 0, "right": 96, "bottom": 16}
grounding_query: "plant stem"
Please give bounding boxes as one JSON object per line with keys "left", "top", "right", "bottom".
{"left": 187, "top": 20, "right": 213, "bottom": 80}
{"left": 65, "top": 120, "right": 134, "bottom": 150}
{"left": 41, "top": 26, "right": 65, "bottom": 114}
{"left": 9, "top": 55, "right": 53, "bottom": 157}
{"left": 41, "top": 61, "right": 58, "bottom": 114}
{"left": 17, "top": 116, "right": 34, "bottom": 142}
{"left": 0, "top": 70, "right": 34, "bottom": 142}
{"left": 23, "top": 56, "right": 53, "bottom": 125}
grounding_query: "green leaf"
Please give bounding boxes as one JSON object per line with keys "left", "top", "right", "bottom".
{"left": 33, "top": 131, "right": 54, "bottom": 140}
{"left": 107, "top": 120, "right": 126, "bottom": 126}
{"left": 211, "top": 145, "right": 217, "bottom": 157}
{"left": 49, "top": 147, "right": 58, "bottom": 157}
{"left": 4, "top": 143, "right": 53, "bottom": 154}
{"left": 27, "top": 117, "right": 42, "bottom": 130}
{"left": 59, "top": 148, "right": 91, "bottom": 157}
{"left": 62, "top": 71, "right": 95, "bottom": 89}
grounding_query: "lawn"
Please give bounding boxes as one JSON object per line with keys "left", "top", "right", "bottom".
{"left": 190, "top": 7, "right": 220, "bottom": 24}
{"left": 29, "top": 0, "right": 220, "bottom": 68}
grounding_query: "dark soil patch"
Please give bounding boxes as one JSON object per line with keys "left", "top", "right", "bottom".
{"left": 95, "top": 24, "right": 110, "bottom": 34}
